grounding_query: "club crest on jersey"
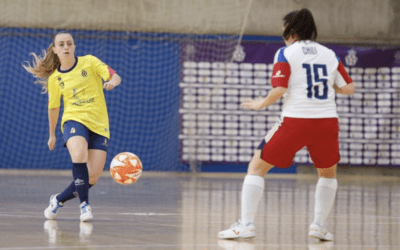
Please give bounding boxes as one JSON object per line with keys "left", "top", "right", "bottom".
{"left": 81, "top": 69, "right": 88, "bottom": 77}
{"left": 272, "top": 70, "right": 285, "bottom": 78}
{"left": 58, "top": 77, "right": 65, "bottom": 89}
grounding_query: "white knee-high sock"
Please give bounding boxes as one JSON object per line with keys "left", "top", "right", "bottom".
{"left": 313, "top": 177, "right": 338, "bottom": 226}
{"left": 241, "top": 175, "right": 265, "bottom": 225}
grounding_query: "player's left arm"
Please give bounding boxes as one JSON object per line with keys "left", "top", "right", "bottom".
{"left": 89, "top": 55, "right": 122, "bottom": 91}
{"left": 104, "top": 73, "right": 121, "bottom": 91}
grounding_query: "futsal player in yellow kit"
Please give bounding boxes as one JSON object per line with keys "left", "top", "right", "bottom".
{"left": 23, "top": 31, "right": 121, "bottom": 222}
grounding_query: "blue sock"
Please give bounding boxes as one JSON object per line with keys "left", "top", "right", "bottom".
{"left": 57, "top": 182, "right": 94, "bottom": 203}
{"left": 72, "top": 163, "right": 89, "bottom": 205}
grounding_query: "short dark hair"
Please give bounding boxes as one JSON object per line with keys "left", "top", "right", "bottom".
{"left": 282, "top": 8, "right": 317, "bottom": 41}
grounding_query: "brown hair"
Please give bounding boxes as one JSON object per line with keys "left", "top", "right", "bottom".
{"left": 22, "top": 31, "right": 72, "bottom": 93}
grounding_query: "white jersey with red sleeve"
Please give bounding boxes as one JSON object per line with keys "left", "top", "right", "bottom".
{"left": 271, "top": 40, "right": 352, "bottom": 118}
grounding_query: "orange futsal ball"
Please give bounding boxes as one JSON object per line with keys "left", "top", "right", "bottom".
{"left": 110, "top": 152, "right": 143, "bottom": 185}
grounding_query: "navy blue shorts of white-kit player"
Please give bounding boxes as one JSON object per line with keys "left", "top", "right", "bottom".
{"left": 63, "top": 120, "right": 109, "bottom": 152}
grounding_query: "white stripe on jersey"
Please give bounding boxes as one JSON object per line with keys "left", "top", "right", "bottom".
{"left": 275, "top": 41, "right": 343, "bottom": 118}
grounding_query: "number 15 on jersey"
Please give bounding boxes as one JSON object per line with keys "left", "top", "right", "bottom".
{"left": 302, "top": 63, "right": 328, "bottom": 100}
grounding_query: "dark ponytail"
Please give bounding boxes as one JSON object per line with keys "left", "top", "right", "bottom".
{"left": 283, "top": 8, "right": 317, "bottom": 41}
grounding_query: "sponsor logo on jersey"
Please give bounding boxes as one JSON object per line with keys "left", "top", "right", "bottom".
{"left": 82, "top": 69, "right": 88, "bottom": 77}
{"left": 72, "top": 97, "right": 95, "bottom": 106}
{"left": 272, "top": 70, "right": 285, "bottom": 78}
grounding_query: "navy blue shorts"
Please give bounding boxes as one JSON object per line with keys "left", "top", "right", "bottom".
{"left": 63, "top": 120, "right": 109, "bottom": 152}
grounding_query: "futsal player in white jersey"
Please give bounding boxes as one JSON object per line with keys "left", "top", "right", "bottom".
{"left": 218, "top": 9, "right": 355, "bottom": 241}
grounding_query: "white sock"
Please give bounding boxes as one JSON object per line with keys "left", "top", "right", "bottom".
{"left": 241, "top": 175, "right": 264, "bottom": 225}
{"left": 313, "top": 177, "right": 338, "bottom": 226}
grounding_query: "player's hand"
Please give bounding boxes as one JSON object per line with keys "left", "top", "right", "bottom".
{"left": 103, "top": 82, "right": 116, "bottom": 91}
{"left": 241, "top": 97, "right": 264, "bottom": 110}
{"left": 48, "top": 135, "right": 56, "bottom": 151}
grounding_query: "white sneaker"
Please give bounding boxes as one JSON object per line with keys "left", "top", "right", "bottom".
{"left": 218, "top": 220, "right": 256, "bottom": 239}
{"left": 308, "top": 222, "right": 334, "bottom": 241}
{"left": 79, "top": 202, "right": 93, "bottom": 222}
{"left": 44, "top": 194, "right": 64, "bottom": 220}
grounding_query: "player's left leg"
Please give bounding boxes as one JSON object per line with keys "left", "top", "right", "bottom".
{"left": 241, "top": 150, "right": 274, "bottom": 227}
{"left": 218, "top": 149, "right": 274, "bottom": 239}
{"left": 86, "top": 132, "right": 108, "bottom": 185}
{"left": 87, "top": 149, "right": 107, "bottom": 185}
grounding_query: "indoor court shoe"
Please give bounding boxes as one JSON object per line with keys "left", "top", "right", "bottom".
{"left": 218, "top": 220, "right": 256, "bottom": 239}
{"left": 44, "top": 194, "right": 64, "bottom": 220}
{"left": 308, "top": 222, "right": 334, "bottom": 241}
{"left": 79, "top": 201, "right": 93, "bottom": 222}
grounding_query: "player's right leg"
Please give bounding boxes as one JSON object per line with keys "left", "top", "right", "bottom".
{"left": 218, "top": 149, "right": 273, "bottom": 239}
{"left": 218, "top": 118, "right": 305, "bottom": 240}
{"left": 44, "top": 193, "right": 64, "bottom": 220}
{"left": 67, "top": 136, "right": 92, "bottom": 222}
{"left": 308, "top": 165, "right": 337, "bottom": 241}
{"left": 45, "top": 121, "right": 92, "bottom": 221}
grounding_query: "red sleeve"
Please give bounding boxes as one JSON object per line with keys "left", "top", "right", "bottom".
{"left": 337, "top": 61, "right": 352, "bottom": 84}
{"left": 108, "top": 67, "right": 115, "bottom": 78}
{"left": 271, "top": 62, "right": 290, "bottom": 88}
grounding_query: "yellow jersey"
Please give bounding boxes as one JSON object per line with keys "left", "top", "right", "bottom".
{"left": 48, "top": 55, "right": 113, "bottom": 139}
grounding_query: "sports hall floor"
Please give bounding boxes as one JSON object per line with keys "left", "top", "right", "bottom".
{"left": 0, "top": 169, "right": 399, "bottom": 250}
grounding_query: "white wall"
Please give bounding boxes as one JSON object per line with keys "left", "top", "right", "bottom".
{"left": 1, "top": 0, "right": 398, "bottom": 44}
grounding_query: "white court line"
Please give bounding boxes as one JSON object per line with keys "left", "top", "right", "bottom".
{"left": 118, "top": 213, "right": 178, "bottom": 216}
{"left": 0, "top": 243, "right": 398, "bottom": 250}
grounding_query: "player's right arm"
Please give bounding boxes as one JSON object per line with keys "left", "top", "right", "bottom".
{"left": 242, "top": 47, "right": 290, "bottom": 110}
{"left": 334, "top": 83, "right": 355, "bottom": 95}
{"left": 48, "top": 107, "right": 59, "bottom": 150}
{"left": 47, "top": 76, "right": 61, "bottom": 151}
